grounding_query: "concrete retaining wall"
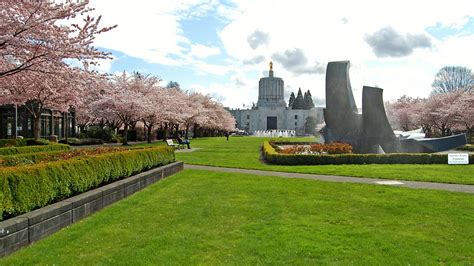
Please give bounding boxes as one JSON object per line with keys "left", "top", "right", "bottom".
{"left": 0, "top": 161, "right": 183, "bottom": 257}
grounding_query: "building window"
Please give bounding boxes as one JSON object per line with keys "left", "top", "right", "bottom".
{"left": 247, "top": 115, "right": 250, "bottom": 120}
{"left": 294, "top": 115, "right": 298, "bottom": 119}
{"left": 295, "top": 122, "right": 297, "bottom": 126}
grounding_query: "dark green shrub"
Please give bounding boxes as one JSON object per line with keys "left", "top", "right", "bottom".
{"left": 59, "top": 138, "right": 104, "bottom": 146}
{"left": 263, "top": 141, "right": 474, "bottom": 165}
{"left": 82, "top": 126, "right": 118, "bottom": 142}
{"left": 0, "top": 146, "right": 175, "bottom": 220}
{"left": 0, "top": 148, "right": 125, "bottom": 167}
{"left": 26, "top": 139, "right": 50, "bottom": 146}
{"left": 0, "top": 138, "right": 27, "bottom": 147}
{"left": 0, "top": 144, "right": 70, "bottom": 156}
{"left": 457, "top": 144, "right": 474, "bottom": 152}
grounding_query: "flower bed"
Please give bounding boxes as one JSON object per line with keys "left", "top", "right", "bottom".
{"left": 279, "top": 142, "right": 353, "bottom": 154}
{"left": 263, "top": 141, "right": 474, "bottom": 165}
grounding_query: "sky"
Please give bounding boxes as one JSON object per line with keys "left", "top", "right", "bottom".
{"left": 87, "top": 0, "right": 474, "bottom": 108}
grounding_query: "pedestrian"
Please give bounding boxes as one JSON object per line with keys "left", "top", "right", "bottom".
{"left": 225, "top": 131, "right": 229, "bottom": 141}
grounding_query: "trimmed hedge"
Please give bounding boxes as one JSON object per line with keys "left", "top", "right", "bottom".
{"left": 0, "top": 148, "right": 127, "bottom": 167}
{"left": 0, "top": 146, "right": 175, "bottom": 220}
{"left": 0, "top": 138, "right": 27, "bottom": 147}
{"left": 0, "top": 144, "right": 70, "bottom": 156}
{"left": 59, "top": 138, "right": 104, "bottom": 146}
{"left": 263, "top": 141, "right": 474, "bottom": 165}
{"left": 457, "top": 144, "right": 474, "bottom": 152}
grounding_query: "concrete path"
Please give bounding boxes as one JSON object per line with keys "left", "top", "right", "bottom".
{"left": 185, "top": 164, "right": 474, "bottom": 194}
{"left": 175, "top": 148, "right": 201, "bottom": 153}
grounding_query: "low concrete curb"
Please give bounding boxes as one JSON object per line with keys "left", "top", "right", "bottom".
{"left": 0, "top": 161, "right": 183, "bottom": 257}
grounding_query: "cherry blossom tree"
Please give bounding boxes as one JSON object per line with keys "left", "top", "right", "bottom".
{"left": 75, "top": 73, "right": 109, "bottom": 133}
{"left": 0, "top": 62, "right": 99, "bottom": 139}
{"left": 390, "top": 92, "right": 473, "bottom": 139}
{"left": 0, "top": 0, "right": 115, "bottom": 140}
{"left": 386, "top": 96, "right": 420, "bottom": 131}
{"left": 424, "top": 92, "right": 462, "bottom": 136}
{"left": 0, "top": 0, "right": 116, "bottom": 78}
{"left": 94, "top": 72, "right": 149, "bottom": 145}
{"left": 455, "top": 92, "right": 474, "bottom": 143}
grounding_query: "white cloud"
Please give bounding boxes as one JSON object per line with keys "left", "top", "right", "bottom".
{"left": 214, "top": 0, "right": 474, "bottom": 107}
{"left": 189, "top": 44, "right": 221, "bottom": 58}
{"left": 86, "top": 0, "right": 474, "bottom": 108}
{"left": 90, "top": 57, "right": 115, "bottom": 73}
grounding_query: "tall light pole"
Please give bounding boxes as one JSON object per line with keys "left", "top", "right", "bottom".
{"left": 14, "top": 104, "right": 18, "bottom": 139}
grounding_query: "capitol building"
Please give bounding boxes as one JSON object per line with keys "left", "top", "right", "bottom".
{"left": 229, "top": 62, "right": 323, "bottom": 135}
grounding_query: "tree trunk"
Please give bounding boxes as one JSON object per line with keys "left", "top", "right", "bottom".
{"left": 147, "top": 126, "right": 152, "bottom": 143}
{"left": 163, "top": 123, "right": 169, "bottom": 140}
{"left": 33, "top": 115, "right": 41, "bottom": 140}
{"left": 175, "top": 124, "right": 180, "bottom": 137}
{"left": 122, "top": 124, "right": 129, "bottom": 145}
{"left": 185, "top": 125, "right": 189, "bottom": 139}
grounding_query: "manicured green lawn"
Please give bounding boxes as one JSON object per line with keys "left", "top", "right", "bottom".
{"left": 174, "top": 137, "right": 474, "bottom": 185}
{"left": 2, "top": 170, "right": 473, "bottom": 264}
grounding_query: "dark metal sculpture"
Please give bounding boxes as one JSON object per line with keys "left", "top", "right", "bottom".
{"left": 322, "top": 61, "right": 467, "bottom": 154}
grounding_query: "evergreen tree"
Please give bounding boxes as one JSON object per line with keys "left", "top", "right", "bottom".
{"left": 292, "top": 88, "right": 305, "bottom": 109}
{"left": 166, "top": 81, "right": 181, "bottom": 89}
{"left": 288, "top": 92, "right": 296, "bottom": 108}
{"left": 304, "top": 90, "right": 315, "bottom": 109}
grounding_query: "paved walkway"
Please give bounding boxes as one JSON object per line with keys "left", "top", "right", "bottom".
{"left": 185, "top": 164, "right": 474, "bottom": 194}
{"left": 175, "top": 148, "right": 201, "bottom": 153}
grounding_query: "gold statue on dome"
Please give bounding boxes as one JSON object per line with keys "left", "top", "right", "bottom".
{"left": 269, "top": 61, "right": 273, "bottom": 71}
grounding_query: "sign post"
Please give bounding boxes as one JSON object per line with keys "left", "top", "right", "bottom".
{"left": 448, "top": 153, "right": 469, "bottom": 165}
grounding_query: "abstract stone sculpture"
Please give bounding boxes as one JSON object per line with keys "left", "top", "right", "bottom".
{"left": 322, "top": 60, "right": 466, "bottom": 154}
{"left": 322, "top": 61, "right": 361, "bottom": 148}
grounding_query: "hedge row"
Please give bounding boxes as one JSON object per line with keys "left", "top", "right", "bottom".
{"left": 0, "top": 138, "right": 27, "bottom": 147}
{"left": 457, "top": 144, "right": 474, "bottom": 152}
{"left": 0, "top": 138, "right": 53, "bottom": 148}
{"left": 0, "top": 150, "right": 65, "bottom": 167}
{"left": 0, "top": 148, "right": 127, "bottom": 167}
{"left": 263, "top": 141, "right": 474, "bottom": 165}
{"left": 0, "top": 143, "right": 70, "bottom": 156}
{"left": 58, "top": 138, "right": 104, "bottom": 146}
{"left": 0, "top": 146, "right": 175, "bottom": 220}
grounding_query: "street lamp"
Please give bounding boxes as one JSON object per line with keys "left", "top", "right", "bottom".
{"left": 14, "top": 104, "right": 18, "bottom": 139}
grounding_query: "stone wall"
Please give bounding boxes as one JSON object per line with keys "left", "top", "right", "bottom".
{"left": 0, "top": 161, "right": 183, "bottom": 257}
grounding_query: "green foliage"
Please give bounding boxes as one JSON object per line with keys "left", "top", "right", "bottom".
{"left": 59, "top": 138, "right": 104, "bottom": 146}
{"left": 0, "top": 148, "right": 127, "bottom": 167}
{"left": 288, "top": 92, "right": 295, "bottom": 107}
{"left": 0, "top": 143, "right": 70, "bottom": 156}
{"left": 263, "top": 141, "right": 474, "bottom": 165}
{"left": 26, "top": 139, "right": 50, "bottom": 146}
{"left": 81, "top": 126, "right": 118, "bottom": 142}
{"left": 303, "top": 90, "right": 315, "bottom": 109}
{"left": 0, "top": 138, "right": 27, "bottom": 147}
{"left": 0, "top": 146, "right": 175, "bottom": 220}
{"left": 291, "top": 88, "right": 305, "bottom": 109}
{"left": 457, "top": 144, "right": 474, "bottom": 152}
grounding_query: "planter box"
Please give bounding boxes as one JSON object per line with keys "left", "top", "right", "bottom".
{"left": 0, "top": 161, "right": 183, "bottom": 257}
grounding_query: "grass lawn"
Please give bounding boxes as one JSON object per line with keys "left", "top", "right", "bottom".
{"left": 2, "top": 169, "right": 473, "bottom": 264}
{"left": 174, "top": 137, "right": 474, "bottom": 185}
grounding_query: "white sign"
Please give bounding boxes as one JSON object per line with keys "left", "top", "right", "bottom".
{"left": 448, "top": 153, "right": 469, "bottom": 165}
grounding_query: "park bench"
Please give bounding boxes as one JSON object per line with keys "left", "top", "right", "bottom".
{"left": 166, "top": 139, "right": 181, "bottom": 149}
